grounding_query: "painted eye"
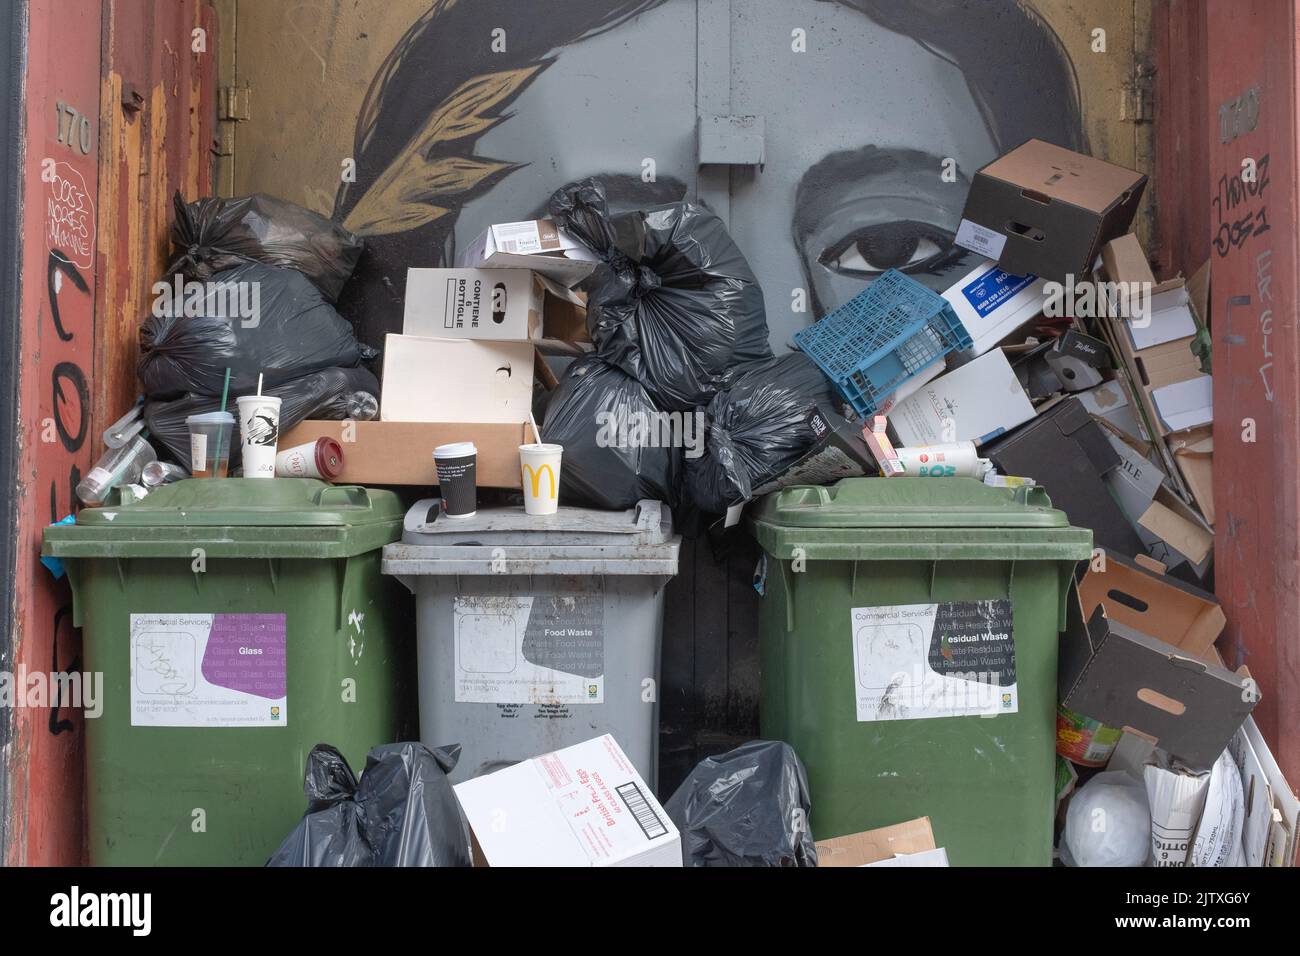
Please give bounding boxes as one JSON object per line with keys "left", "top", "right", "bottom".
{"left": 820, "top": 221, "right": 958, "bottom": 277}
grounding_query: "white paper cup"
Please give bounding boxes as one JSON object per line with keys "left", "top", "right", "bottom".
{"left": 236, "top": 395, "right": 282, "bottom": 479}
{"left": 519, "top": 443, "right": 563, "bottom": 516}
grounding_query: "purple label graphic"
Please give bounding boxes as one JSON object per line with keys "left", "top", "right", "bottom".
{"left": 201, "top": 613, "right": 287, "bottom": 699}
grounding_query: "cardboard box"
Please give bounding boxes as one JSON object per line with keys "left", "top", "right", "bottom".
{"left": 888, "top": 348, "right": 1036, "bottom": 446}
{"left": 816, "top": 817, "right": 939, "bottom": 867}
{"left": 1099, "top": 236, "right": 1211, "bottom": 442}
{"left": 278, "top": 419, "right": 531, "bottom": 488}
{"left": 955, "top": 139, "right": 1147, "bottom": 281}
{"left": 453, "top": 735, "right": 682, "bottom": 867}
{"left": 941, "top": 258, "right": 1046, "bottom": 358}
{"left": 1059, "top": 555, "right": 1254, "bottom": 770}
{"left": 403, "top": 268, "right": 588, "bottom": 344}
{"left": 456, "top": 218, "right": 599, "bottom": 286}
{"left": 380, "top": 334, "right": 535, "bottom": 424}
{"left": 983, "top": 398, "right": 1147, "bottom": 557}
{"left": 1168, "top": 425, "right": 1213, "bottom": 525}
{"left": 1075, "top": 379, "right": 1147, "bottom": 444}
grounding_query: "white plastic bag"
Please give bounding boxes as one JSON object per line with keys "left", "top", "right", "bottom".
{"left": 1062, "top": 771, "right": 1152, "bottom": 867}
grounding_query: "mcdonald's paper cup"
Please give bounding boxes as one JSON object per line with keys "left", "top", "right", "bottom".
{"left": 519, "top": 443, "right": 563, "bottom": 516}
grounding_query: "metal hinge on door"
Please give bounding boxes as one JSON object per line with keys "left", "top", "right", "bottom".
{"left": 215, "top": 84, "right": 251, "bottom": 156}
{"left": 1120, "top": 63, "right": 1154, "bottom": 123}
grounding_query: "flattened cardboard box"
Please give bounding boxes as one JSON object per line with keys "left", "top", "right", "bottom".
{"left": 456, "top": 218, "right": 599, "bottom": 286}
{"left": 955, "top": 139, "right": 1147, "bottom": 281}
{"left": 279, "top": 419, "right": 530, "bottom": 489}
{"left": 816, "top": 816, "right": 938, "bottom": 867}
{"left": 453, "top": 734, "right": 681, "bottom": 867}
{"left": 983, "top": 397, "right": 1147, "bottom": 558}
{"left": 1059, "top": 555, "right": 1254, "bottom": 770}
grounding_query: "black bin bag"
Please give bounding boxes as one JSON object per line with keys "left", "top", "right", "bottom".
{"left": 267, "top": 742, "right": 472, "bottom": 867}
{"left": 665, "top": 740, "right": 817, "bottom": 867}
{"left": 168, "top": 191, "right": 364, "bottom": 302}
{"left": 684, "top": 352, "right": 837, "bottom": 514}
{"left": 549, "top": 178, "right": 771, "bottom": 411}
{"left": 139, "top": 261, "right": 372, "bottom": 399}
{"left": 541, "top": 354, "right": 681, "bottom": 510}
{"left": 144, "top": 365, "right": 379, "bottom": 472}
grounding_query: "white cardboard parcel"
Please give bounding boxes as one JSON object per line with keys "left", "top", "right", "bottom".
{"left": 380, "top": 334, "right": 535, "bottom": 424}
{"left": 403, "top": 268, "right": 585, "bottom": 342}
{"left": 889, "top": 348, "right": 1036, "bottom": 446}
{"left": 941, "top": 257, "right": 1047, "bottom": 358}
{"left": 456, "top": 218, "right": 599, "bottom": 286}
{"left": 454, "top": 734, "right": 681, "bottom": 867}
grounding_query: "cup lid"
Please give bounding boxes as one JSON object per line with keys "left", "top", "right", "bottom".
{"left": 186, "top": 411, "right": 236, "bottom": 425}
{"left": 519, "top": 443, "right": 564, "bottom": 453}
{"left": 237, "top": 394, "right": 281, "bottom": 406}
{"left": 434, "top": 442, "right": 476, "bottom": 458}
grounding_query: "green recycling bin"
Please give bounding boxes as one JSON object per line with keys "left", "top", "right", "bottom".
{"left": 748, "top": 478, "right": 1092, "bottom": 866}
{"left": 42, "top": 479, "right": 413, "bottom": 866}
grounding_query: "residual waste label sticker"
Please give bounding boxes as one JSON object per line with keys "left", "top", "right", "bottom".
{"left": 130, "top": 613, "right": 287, "bottom": 727}
{"left": 850, "top": 600, "right": 1016, "bottom": 721}
{"left": 454, "top": 594, "right": 604, "bottom": 706}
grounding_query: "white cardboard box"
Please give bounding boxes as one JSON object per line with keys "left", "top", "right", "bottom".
{"left": 454, "top": 735, "right": 682, "bottom": 867}
{"left": 380, "top": 334, "right": 535, "bottom": 424}
{"left": 403, "top": 267, "right": 586, "bottom": 342}
{"left": 941, "top": 257, "right": 1047, "bottom": 358}
{"left": 889, "top": 348, "right": 1036, "bottom": 446}
{"left": 457, "top": 218, "right": 599, "bottom": 286}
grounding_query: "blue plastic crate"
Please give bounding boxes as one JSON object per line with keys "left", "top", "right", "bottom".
{"left": 794, "top": 269, "right": 973, "bottom": 416}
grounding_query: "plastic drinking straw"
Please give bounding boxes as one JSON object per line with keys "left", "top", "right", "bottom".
{"left": 257, "top": 372, "right": 263, "bottom": 396}
{"left": 213, "top": 367, "right": 232, "bottom": 474}
{"left": 528, "top": 411, "right": 543, "bottom": 446}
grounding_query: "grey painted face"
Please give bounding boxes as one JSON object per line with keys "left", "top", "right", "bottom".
{"left": 456, "top": 0, "right": 1022, "bottom": 349}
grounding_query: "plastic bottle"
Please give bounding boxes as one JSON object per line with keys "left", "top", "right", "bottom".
{"left": 76, "top": 435, "right": 155, "bottom": 507}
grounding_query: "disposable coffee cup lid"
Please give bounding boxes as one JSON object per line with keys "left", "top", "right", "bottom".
{"left": 187, "top": 411, "right": 236, "bottom": 425}
{"left": 519, "top": 443, "right": 563, "bottom": 453}
{"left": 434, "top": 442, "right": 477, "bottom": 458}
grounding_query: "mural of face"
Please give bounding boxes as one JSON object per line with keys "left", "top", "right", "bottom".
{"left": 337, "top": 0, "right": 1081, "bottom": 349}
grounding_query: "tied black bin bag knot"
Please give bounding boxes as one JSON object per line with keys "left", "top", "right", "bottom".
{"left": 549, "top": 178, "right": 771, "bottom": 411}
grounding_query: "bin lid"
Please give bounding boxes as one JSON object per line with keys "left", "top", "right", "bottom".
{"left": 750, "top": 478, "right": 1071, "bottom": 528}
{"left": 43, "top": 479, "right": 405, "bottom": 559}
{"left": 400, "top": 498, "right": 672, "bottom": 546}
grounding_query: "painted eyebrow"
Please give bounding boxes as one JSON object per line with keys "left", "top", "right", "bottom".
{"left": 794, "top": 148, "right": 966, "bottom": 238}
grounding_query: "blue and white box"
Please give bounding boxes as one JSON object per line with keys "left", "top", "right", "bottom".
{"left": 942, "top": 258, "right": 1048, "bottom": 358}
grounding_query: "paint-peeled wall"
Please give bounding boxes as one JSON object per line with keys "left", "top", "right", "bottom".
{"left": 4, "top": 0, "right": 101, "bottom": 867}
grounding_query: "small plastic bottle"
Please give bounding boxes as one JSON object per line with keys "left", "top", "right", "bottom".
{"left": 76, "top": 435, "right": 156, "bottom": 507}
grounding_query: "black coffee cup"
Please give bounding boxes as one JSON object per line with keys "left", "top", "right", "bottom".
{"left": 433, "top": 441, "right": 477, "bottom": 518}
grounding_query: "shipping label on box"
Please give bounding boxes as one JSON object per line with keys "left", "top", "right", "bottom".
{"left": 454, "top": 734, "right": 681, "bottom": 867}
{"left": 942, "top": 258, "right": 1046, "bottom": 358}
{"left": 850, "top": 600, "right": 1018, "bottom": 722}
{"left": 889, "top": 348, "right": 1036, "bottom": 446}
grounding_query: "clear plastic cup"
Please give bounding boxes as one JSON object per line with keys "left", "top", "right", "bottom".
{"left": 187, "top": 411, "right": 236, "bottom": 478}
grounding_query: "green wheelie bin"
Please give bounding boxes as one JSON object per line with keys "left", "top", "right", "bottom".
{"left": 748, "top": 478, "right": 1092, "bottom": 866}
{"left": 42, "top": 479, "right": 413, "bottom": 866}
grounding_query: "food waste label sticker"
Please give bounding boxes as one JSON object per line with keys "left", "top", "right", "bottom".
{"left": 130, "top": 613, "right": 287, "bottom": 727}
{"left": 850, "top": 600, "right": 1016, "bottom": 721}
{"left": 454, "top": 593, "right": 604, "bottom": 706}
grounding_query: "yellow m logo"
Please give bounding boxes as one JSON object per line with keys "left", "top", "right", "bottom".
{"left": 522, "top": 463, "right": 556, "bottom": 500}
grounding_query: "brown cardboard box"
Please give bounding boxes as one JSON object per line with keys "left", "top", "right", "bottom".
{"left": 1059, "top": 555, "right": 1255, "bottom": 770}
{"left": 955, "top": 139, "right": 1146, "bottom": 281}
{"left": 816, "top": 817, "right": 937, "bottom": 867}
{"left": 279, "top": 419, "right": 531, "bottom": 488}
